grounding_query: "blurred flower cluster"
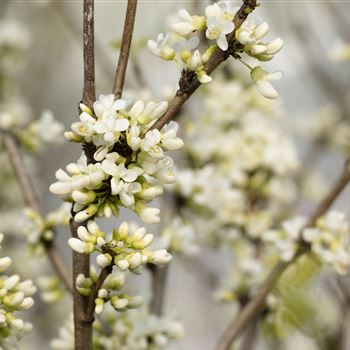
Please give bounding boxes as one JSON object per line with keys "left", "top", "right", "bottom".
{"left": 0, "top": 233, "right": 36, "bottom": 348}
{"left": 51, "top": 309, "right": 184, "bottom": 350}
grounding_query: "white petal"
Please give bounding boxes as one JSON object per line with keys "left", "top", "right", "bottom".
{"left": 217, "top": 34, "right": 228, "bottom": 51}
{"left": 172, "top": 22, "right": 194, "bottom": 36}
{"left": 256, "top": 80, "right": 279, "bottom": 99}
{"left": 115, "top": 118, "right": 129, "bottom": 131}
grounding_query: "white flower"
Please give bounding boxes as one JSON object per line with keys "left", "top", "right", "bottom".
{"left": 205, "top": 3, "right": 235, "bottom": 51}
{"left": 93, "top": 115, "right": 129, "bottom": 146}
{"left": 172, "top": 9, "right": 206, "bottom": 35}
{"left": 148, "top": 33, "right": 175, "bottom": 60}
{"left": 71, "top": 112, "right": 96, "bottom": 141}
{"left": 93, "top": 94, "right": 126, "bottom": 119}
{"left": 250, "top": 66, "right": 283, "bottom": 99}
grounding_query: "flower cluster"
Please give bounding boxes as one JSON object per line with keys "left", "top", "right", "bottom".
{"left": 148, "top": 1, "right": 283, "bottom": 98}
{"left": 69, "top": 221, "right": 172, "bottom": 274}
{"left": 51, "top": 309, "right": 184, "bottom": 350}
{"left": 0, "top": 233, "right": 36, "bottom": 346}
{"left": 75, "top": 268, "right": 143, "bottom": 314}
{"left": 24, "top": 203, "right": 70, "bottom": 254}
{"left": 264, "top": 211, "right": 350, "bottom": 274}
{"left": 50, "top": 94, "right": 183, "bottom": 224}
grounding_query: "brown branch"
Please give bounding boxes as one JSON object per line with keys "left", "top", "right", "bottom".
{"left": 215, "top": 161, "right": 350, "bottom": 350}
{"left": 70, "top": 1, "right": 96, "bottom": 349}
{"left": 70, "top": 219, "right": 92, "bottom": 350}
{"left": 150, "top": 0, "right": 258, "bottom": 131}
{"left": 113, "top": 0, "right": 138, "bottom": 99}
{"left": 82, "top": 0, "right": 96, "bottom": 108}
{"left": 0, "top": 130, "right": 72, "bottom": 293}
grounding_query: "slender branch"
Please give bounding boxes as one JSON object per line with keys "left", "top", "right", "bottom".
{"left": 113, "top": 0, "right": 138, "bottom": 99}
{"left": 150, "top": 0, "right": 258, "bottom": 131}
{"left": 70, "top": 1, "right": 96, "bottom": 349}
{"left": 82, "top": 0, "right": 96, "bottom": 108}
{"left": 70, "top": 219, "right": 92, "bottom": 350}
{"left": 0, "top": 130, "right": 72, "bottom": 293}
{"left": 215, "top": 161, "right": 350, "bottom": 350}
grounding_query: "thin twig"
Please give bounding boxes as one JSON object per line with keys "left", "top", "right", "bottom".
{"left": 150, "top": 0, "right": 258, "bottom": 131}
{"left": 0, "top": 130, "right": 72, "bottom": 293}
{"left": 215, "top": 161, "right": 350, "bottom": 350}
{"left": 113, "top": 0, "right": 138, "bottom": 99}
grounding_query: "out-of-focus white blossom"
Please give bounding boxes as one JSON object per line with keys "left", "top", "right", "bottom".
{"left": 303, "top": 211, "right": 350, "bottom": 274}
{"left": 51, "top": 309, "right": 184, "bottom": 350}
{"left": 0, "top": 233, "right": 36, "bottom": 346}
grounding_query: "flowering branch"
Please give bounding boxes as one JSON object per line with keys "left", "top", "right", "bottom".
{"left": 150, "top": 264, "right": 169, "bottom": 315}
{"left": 70, "top": 1, "right": 95, "bottom": 349}
{"left": 0, "top": 130, "right": 72, "bottom": 292}
{"left": 215, "top": 160, "right": 350, "bottom": 350}
{"left": 150, "top": 0, "right": 258, "bottom": 131}
{"left": 113, "top": 0, "right": 138, "bottom": 99}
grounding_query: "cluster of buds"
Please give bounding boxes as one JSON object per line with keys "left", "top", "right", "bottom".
{"left": 264, "top": 211, "right": 350, "bottom": 275}
{"left": 75, "top": 270, "right": 143, "bottom": 314}
{"left": 68, "top": 221, "right": 172, "bottom": 274}
{"left": 0, "top": 233, "right": 36, "bottom": 343}
{"left": 50, "top": 94, "right": 183, "bottom": 225}
{"left": 24, "top": 203, "right": 70, "bottom": 254}
{"left": 148, "top": 1, "right": 283, "bottom": 98}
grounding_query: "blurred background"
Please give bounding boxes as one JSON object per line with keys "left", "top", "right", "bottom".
{"left": 1, "top": 0, "right": 350, "bottom": 349}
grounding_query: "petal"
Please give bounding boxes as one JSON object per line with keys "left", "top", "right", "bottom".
{"left": 102, "top": 159, "right": 118, "bottom": 176}
{"left": 122, "top": 169, "right": 138, "bottom": 183}
{"left": 205, "top": 3, "right": 222, "bottom": 18}
{"left": 94, "top": 121, "right": 107, "bottom": 133}
{"left": 172, "top": 22, "right": 194, "bottom": 36}
{"left": 267, "top": 71, "right": 283, "bottom": 81}
{"left": 256, "top": 80, "right": 279, "bottom": 99}
{"left": 113, "top": 99, "right": 126, "bottom": 111}
{"left": 217, "top": 34, "right": 228, "bottom": 51}
{"left": 115, "top": 118, "right": 130, "bottom": 131}
{"left": 178, "top": 8, "right": 192, "bottom": 21}
{"left": 129, "top": 100, "right": 144, "bottom": 119}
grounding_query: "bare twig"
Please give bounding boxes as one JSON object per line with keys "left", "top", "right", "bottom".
{"left": 215, "top": 161, "right": 350, "bottom": 350}
{"left": 0, "top": 130, "right": 72, "bottom": 293}
{"left": 113, "top": 0, "right": 138, "bottom": 99}
{"left": 150, "top": 0, "right": 258, "bottom": 131}
{"left": 82, "top": 0, "right": 96, "bottom": 108}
